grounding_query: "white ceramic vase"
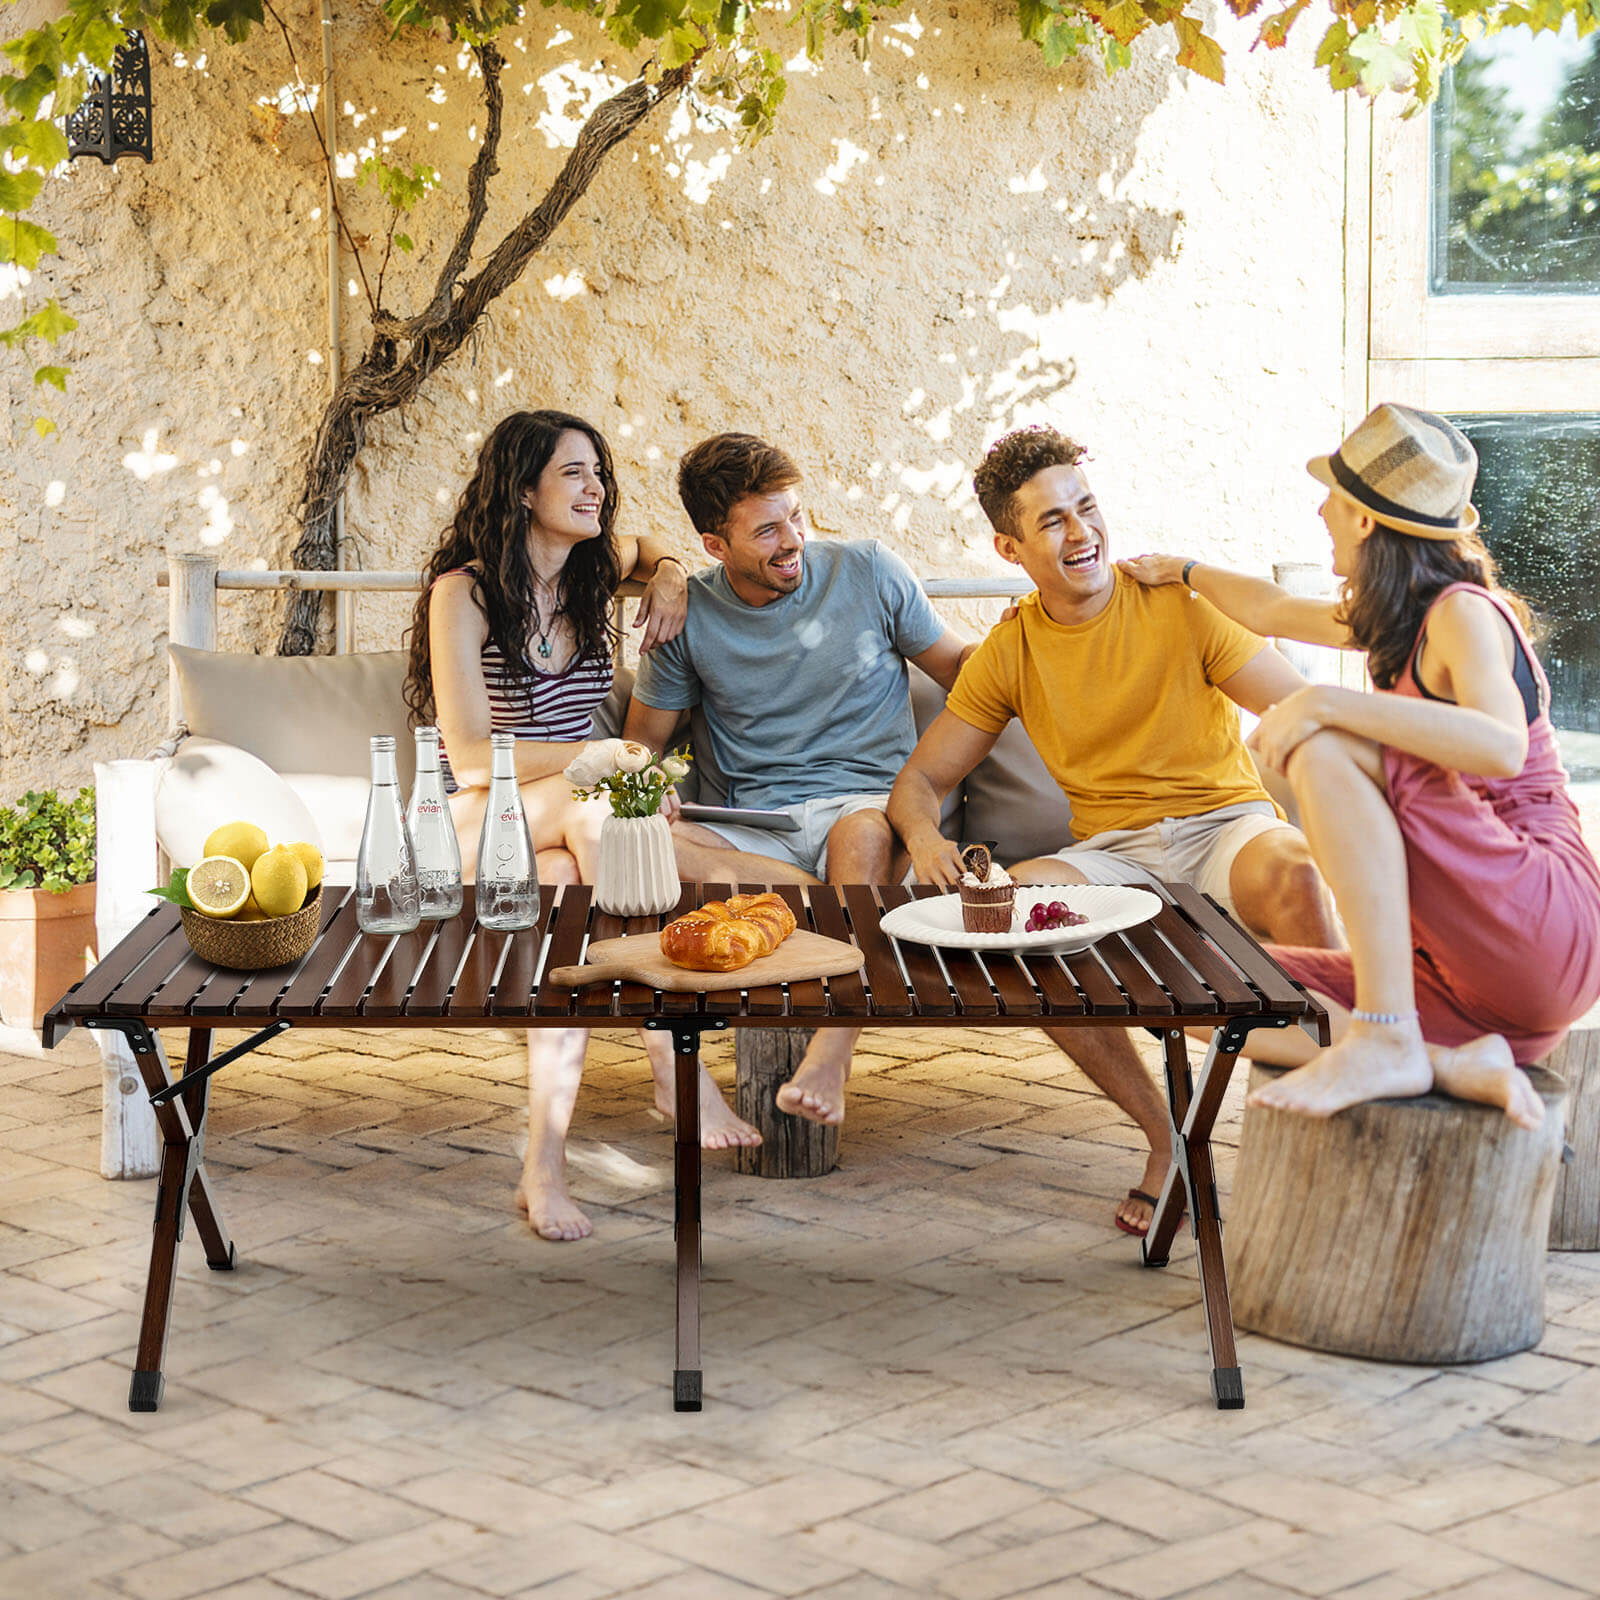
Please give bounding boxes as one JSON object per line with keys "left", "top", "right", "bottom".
{"left": 593, "top": 812, "right": 680, "bottom": 917}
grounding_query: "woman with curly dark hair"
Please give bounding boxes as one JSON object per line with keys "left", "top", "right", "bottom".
{"left": 406, "top": 410, "right": 760, "bottom": 1240}
{"left": 1122, "top": 403, "right": 1600, "bottom": 1126}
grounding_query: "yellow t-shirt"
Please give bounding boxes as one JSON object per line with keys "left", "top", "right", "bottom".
{"left": 946, "top": 573, "right": 1276, "bottom": 842}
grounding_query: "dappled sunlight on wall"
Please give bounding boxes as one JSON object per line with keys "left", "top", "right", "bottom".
{"left": 1, "top": 0, "right": 1346, "bottom": 789}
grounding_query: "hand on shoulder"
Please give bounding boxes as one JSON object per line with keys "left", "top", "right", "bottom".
{"left": 1117, "top": 554, "right": 1188, "bottom": 588}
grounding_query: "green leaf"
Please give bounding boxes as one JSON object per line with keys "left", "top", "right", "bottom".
{"left": 5, "top": 118, "right": 69, "bottom": 168}
{"left": 0, "top": 167, "right": 44, "bottom": 210}
{"left": 1, "top": 66, "right": 57, "bottom": 119}
{"left": 33, "top": 415, "right": 55, "bottom": 438}
{"left": 204, "top": 0, "right": 264, "bottom": 44}
{"left": 1099, "top": 0, "right": 1149, "bottom": 42}
{"left": 660, "top": 24, "right": 703, "bottom": 67}
{"left": 29, "top": 300, "right": 77, "bottom": 342}
{"left": 393, "top": 231, "right": 413, "bottom": 251}
{"left": 147, "top": 868, "right": 194, "bottom": 910}
{"left": 33, "top": 363, "right": 67, "bottom": 391}
{"left": 0, "top": 219, "right": 56, "bottom": 271}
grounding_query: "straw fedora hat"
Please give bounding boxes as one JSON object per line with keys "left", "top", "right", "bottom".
{"left": 1308, "top": 403, "right": 1480, "bottom": 540}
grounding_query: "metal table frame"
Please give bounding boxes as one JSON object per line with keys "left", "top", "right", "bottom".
{"left": 44, "top": 878, "right": 1328, "bottom": 1414}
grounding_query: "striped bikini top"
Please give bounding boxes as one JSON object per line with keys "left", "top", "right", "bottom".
{"left": 436, "top": 568, "right": 614, "bottom": 785}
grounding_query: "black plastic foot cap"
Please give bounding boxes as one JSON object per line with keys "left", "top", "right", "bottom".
{"left": 1141, "top": 1241, "right": 1170, "bottom": 1269}
{"left": 1212, "top": 1366, "right": 1245, "bottom": 1409}
{"left": 673, "top": 1369, "right": 702, "bottom": 1412}
{"left": 129, "top": 1370, "right": 164, "bottom": 1412}
{"left": 207, "top": 1242, "right": 237, "bottom": 1272}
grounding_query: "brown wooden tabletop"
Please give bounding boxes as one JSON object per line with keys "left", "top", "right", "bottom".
{"left": 45, "top": 879, "right": 1320, "bottom": 1036}
{"left": 44, "top": 879, "right": 1328, "bottom": 1418}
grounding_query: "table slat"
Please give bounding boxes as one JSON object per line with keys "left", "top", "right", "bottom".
{"left": 1061, "top": 947, "right": 1132, "bottom": 1015}
{"left": 95, "top": 922, "right": 196, "bottom": 1017}
{"left": 1124, "top": 913, "right": 1228, "bottom": 1014}
{"left": 229, "top": 887, "right": 351, "bottom": 1014}
{"left": 1166, "top": 882, "right": 1307, "bottom": 1012}
{"left": 144, "top": 952, "right": 230, "bottom": 1019}
{"left": 839, "top": 884, "right": 913, "bottom": 1016}
{"left": 186, "top": 967, "right": 257, "bottom": 1019}
{"left": 1016, "top": 951, "right": 1087, "bottom": 1016}
{"left": 275, "top": 895, "right": 365, "bottom": 1014}
{"left": 406, "top": 889, "right": 475, "bottom": 1016}
{"left": 533, "top": 885, "right": 593, "bottom": 1017}
{"left": 773, "top": 884, "right": 829, "bottom": 1017}
{"left": 804, "top": 885, "right": 870, "bottom": 1017}
{"left": 361, "top": 923, "right": 438, "bottom": 1018}
{"left": 1094, "top": 933, "right": 1173, "bottom": 1015}
{"left": 449, "top": 924, "right": 511, "bottom": 1018}
{"left": 909, "top": 884, "right": 999, "bottom": 1016}
{"left": 63, "top": 904, "right": 180, "bottom": 1014}
{"left": 489, "top": 885, "right": 558, "bottom": 1018}
{"left": 616, "top": 905, "right": 669, "bottom": 1017}
{"left": 877, "top": 884, "right": 956, "bottom": 1016}
{"left": 577, "top": 905, "right": 629, "bottom": 1018}
{"left": 975, "top": 950, "right": 1044, "bottom": 1016}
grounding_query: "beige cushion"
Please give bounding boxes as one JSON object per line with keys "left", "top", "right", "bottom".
{"left": 963, "top": 718, "right": 1073, "bottom": 865}
{"left": 154, "top": 738, "right": 323, "bottom": 871}
{"left": 169, "top": 645, "right": 415, "bottom": 792}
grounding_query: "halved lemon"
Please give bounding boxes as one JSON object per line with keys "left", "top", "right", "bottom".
{"left": 187, "top": 855, "right": 252, "bottom": 919}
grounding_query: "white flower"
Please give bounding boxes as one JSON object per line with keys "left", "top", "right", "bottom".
{"left": 615, "top": 740, "right": 653, "bottom": 774}
{"left": 660, "top": 754, "right": 690, "bottom": 782}
{"left": 563, "top": 738, "right": 625, "bottom": 787}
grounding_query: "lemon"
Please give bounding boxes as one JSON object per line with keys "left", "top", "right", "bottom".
{"left": 235, "top": 892, "right": 265, "bottom": 922}
{"left": 187, "top": 856, "right": 252, "bottom": 919}
{"left": 203, "top": 821, "right": 269, "bottom": 872}
{"left": 251, "top": 845, "right": 309, "bottom": 918}
{"left": 287, "top": 841, "right": 324, "bottom": 893}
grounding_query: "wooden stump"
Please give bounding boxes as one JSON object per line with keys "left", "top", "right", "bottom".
{"left": 1545, "top": 1021, "right": 1600, "bottom": 1251}
{"left": 1230, "top": 1064, "right": 1566, "bottom": 1364}
{"left": 733, "top": 1029, "right": 838, "bottom": 1179}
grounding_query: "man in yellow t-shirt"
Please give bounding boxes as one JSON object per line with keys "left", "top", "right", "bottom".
{"left": 888, "top": 425, "right": 1341, "bottom": 1236}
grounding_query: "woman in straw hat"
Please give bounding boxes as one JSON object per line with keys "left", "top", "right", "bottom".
{"left": 1121, "top": 402, "right": 1600, "bottom": 1122}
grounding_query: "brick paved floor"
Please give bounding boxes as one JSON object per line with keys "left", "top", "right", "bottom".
{"left": 3, "top": 1021, "right": 1598, "bottom": 1599}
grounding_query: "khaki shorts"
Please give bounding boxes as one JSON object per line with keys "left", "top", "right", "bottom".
{"left": 1046, "top": 801, "right": 1297, "bottom": 921}
{"left": 690, "top": 793, "right": 889, "bottom": 879}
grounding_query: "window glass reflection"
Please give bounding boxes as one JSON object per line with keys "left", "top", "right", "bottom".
{"left": 1452, "top": 415, "right": 1600, "bottom": 821}
{"left": 1432, "top": 23, "right": 1600, "bottom": 291}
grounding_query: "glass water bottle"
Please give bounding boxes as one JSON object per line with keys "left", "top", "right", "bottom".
{"left": 408, "top": 726, "right": 464, "bottom": 920}
{"left": 475, "top": 732, "right": 540, "bottom": 931}
{"left": 356, "top": 735, "right": 421, "bottom": 934}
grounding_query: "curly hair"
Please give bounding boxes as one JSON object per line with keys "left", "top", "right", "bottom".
{"left": 404, "top": 410, "right": 623, "bottom": 727}
{"left": 1337, "top": 521, "right": 1535, "bottom": 691}
{"left": 973, "top": 427, "right": 1089, "bottom": 536}
{"left": 678, "top": 433, "right": 802, "bottom": 536}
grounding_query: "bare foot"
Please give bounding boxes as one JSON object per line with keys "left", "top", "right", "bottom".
{"left": 1247, "top": 1020, "right": 1433, "bottom": 1119}
{"left": 515, "top": 1174, "right": 593, "bottom": 1242}
{"left": 1115, "top": 1146, "right": 1176, "bottom": 1235}
{"left": 1430, "top": 1034, "right": 1544, "bottom": 1131}
{"left": 652, "top": 1063, "right": 763, "bottom": 1151}
{"left": 775, "top": 1049, "right": 850, "bottom": 1126}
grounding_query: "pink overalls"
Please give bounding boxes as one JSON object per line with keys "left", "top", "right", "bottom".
{"left": 1271, "top": 583, "right": 1600, "bottom": 1064}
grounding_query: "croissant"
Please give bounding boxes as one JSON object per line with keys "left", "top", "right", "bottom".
{"left": 659, "top": 892, "right": 799, "bottom": 972}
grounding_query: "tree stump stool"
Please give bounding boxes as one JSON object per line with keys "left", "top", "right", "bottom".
{"left": 1229, "top": 1064, "right": 1566, "bottom": 1364}
{"left": 733, "top": 1028, "right": 838, "bottom": 1179}
{"left": 1544, "top": 1011, "right": 1600, "bottom": 1250}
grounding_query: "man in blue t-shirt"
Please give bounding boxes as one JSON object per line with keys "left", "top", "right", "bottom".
{"left": 626, "top": 433, "right": 974, "bottom": 1125}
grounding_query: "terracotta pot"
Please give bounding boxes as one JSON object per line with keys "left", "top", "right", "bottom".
{"left": 593, "top": 813, "right": 679, "bottom": 917}
{"left": 0, "top": 880, "right": 97, "bottom": 1029}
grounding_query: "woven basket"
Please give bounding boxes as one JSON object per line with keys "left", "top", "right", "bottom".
{"left": 180, "top": 889, "right": 322, "bottom": 971}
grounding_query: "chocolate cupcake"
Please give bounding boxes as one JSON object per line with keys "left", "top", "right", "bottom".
{"left": 958, "top": 845, "right": 1015, "bottom": 934}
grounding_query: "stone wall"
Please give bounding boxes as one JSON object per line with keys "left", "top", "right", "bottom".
{"left": 0, "top": 0, "right": 1349, "bottom": 793}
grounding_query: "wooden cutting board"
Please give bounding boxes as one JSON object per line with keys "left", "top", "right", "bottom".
{"left": 548, "top": 930, "right": 864, "bottom": 991}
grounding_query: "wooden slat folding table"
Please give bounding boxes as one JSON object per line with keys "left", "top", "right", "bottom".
{"left": 43, "top": 880, "right": 1328, "bottom": 1415}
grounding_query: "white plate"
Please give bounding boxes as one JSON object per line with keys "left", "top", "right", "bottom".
{"left": 880, "top": 885, "right": 1163, "bottom": 956}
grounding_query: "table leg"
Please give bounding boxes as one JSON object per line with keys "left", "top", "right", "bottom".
{"left": 1143, "top": 1025, "right": 1245, "bottom": 1410}
{"left": 84, "top": 1021, "right": 235, "bottom": 1412}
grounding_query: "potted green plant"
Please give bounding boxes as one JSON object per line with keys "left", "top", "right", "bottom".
{"left": 0, "top": 788, "right": 96, "bottom": 1029}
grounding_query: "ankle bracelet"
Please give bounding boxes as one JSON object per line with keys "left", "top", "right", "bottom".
{"left": 1351, "top": 1008, "right": 1419, "bottom": 1026}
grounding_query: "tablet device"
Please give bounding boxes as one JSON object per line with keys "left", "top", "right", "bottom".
{"left": 679, "top": 803, "right": 802, "bottom": 833}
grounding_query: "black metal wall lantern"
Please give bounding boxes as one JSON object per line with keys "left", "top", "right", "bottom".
{"left": 65, "top": 28, "right": 153, "bottom": 164}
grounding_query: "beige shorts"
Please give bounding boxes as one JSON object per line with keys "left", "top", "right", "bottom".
{"left": 1047, "top": 802, "right": 1298, "bottom": 920}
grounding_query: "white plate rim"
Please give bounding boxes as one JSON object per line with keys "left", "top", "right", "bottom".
{"left": 879, "top": 885, "right": 1163, "bottom": 954}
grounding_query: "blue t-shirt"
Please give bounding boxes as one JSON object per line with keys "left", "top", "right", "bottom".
{"left": 634, "top": 540, "right": 946, "bottom": 809}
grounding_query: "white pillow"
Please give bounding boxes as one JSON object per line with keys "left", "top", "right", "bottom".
{"left": 279, "top": 773, "right": 368, "bottom": 867}
{"left": 155, "top": 738, "right": 323, "bottom": 870}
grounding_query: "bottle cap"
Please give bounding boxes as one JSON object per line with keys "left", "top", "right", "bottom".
{"left": 490, "top": 732, "right": 515, "bottom": 749}
{"left": 370, "top": 734, "right": 396, "bottom": 752}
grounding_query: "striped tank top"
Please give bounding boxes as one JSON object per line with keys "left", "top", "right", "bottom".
{"left": 436, "top": 568, "right": 614, "bottom": 789}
